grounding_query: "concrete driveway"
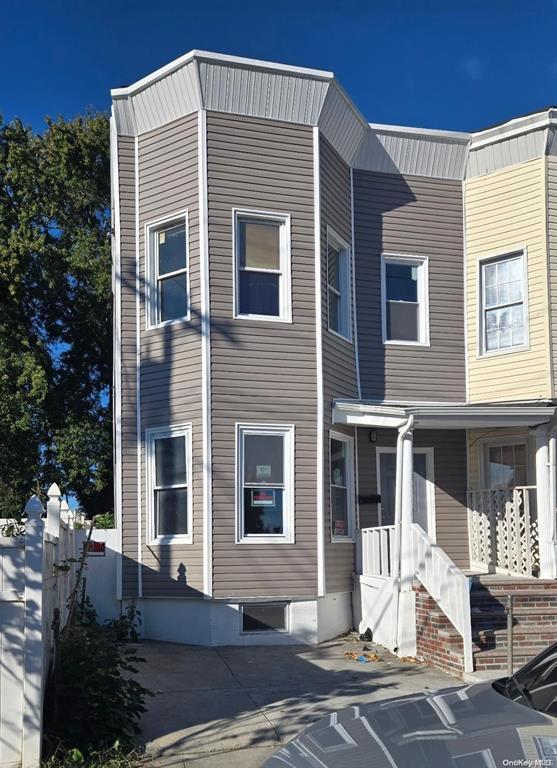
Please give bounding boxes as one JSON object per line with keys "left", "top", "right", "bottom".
{"left": 135, "top": 636, "right": 457, "bottom": 768}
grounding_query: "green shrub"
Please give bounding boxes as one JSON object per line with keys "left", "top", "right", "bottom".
{"left": 45, "top": 612, "right": 152, "bottom": 753}
{"left": 93, "top": 512, "right": 115, "bottom": 529}
{"left": 42, "top": 743, "right": 142, "bottom": 768}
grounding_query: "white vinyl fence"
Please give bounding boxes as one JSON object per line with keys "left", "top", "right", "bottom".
{"left": 0, "top": 485, "right": 86, "bottom": 768}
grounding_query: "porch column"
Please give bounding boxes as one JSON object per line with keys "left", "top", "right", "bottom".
{"left": 397, "top": 426, "right": 417, "bottom": 656}
{"left": 536, "top": 425, "right": 556, "bottom": 578}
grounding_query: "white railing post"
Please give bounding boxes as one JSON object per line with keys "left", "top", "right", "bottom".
{"left": 536, "top": 425, "right": 555, "bottom": 578}
{"left": 22, "top": 494, "right": 45, "bottom": 768}
{"left": 397, "top": 428, "right": 416, "bottom": 657}
{"left": 46, "top": 483, "right": 61, "bottom": 539}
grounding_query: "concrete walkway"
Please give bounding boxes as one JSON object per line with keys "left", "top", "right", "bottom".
{"left": 135, "top": 636, "right": 458, "bottom": 767}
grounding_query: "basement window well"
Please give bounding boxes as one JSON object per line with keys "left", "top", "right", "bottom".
{"left": 240, "top": 603, "right": 288, "bottom": 633}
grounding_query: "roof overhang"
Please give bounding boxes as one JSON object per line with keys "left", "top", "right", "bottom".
{"left": 333, "top": 400, "right": 556, "bottom": 430}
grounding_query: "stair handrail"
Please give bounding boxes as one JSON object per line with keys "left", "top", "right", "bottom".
{"left": 412, "top": 523, "right": 473, "bottom": 673}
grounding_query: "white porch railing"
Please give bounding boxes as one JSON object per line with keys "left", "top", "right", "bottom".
{"left": 467, "top": 486, "right": 538, "bottom": 577}
{"left": 412, "top": 523, "right": 473, "bottom": 673}
{"left": 361, "top": 525, "right": 396, "bottom": 577}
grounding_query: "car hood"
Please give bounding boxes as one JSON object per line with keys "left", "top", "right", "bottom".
{"left": 263, "top": 682, "right": 557, "bottom": 768}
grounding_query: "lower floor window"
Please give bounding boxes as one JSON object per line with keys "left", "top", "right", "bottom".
{"left": 237, "top": 424, "right": 294, "bottom": 542}
{"left": 147, "top": 424, "right": 191, "bottom": 543}
{"left": 330, "top": 432, "right": 355, "bottom": 540}
{"left": 241, "top": 603, "right": 287, "bottom": 633}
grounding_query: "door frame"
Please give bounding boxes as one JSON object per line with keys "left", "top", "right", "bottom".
{"left": 375, "top": 446, "right": 437, "bottom": 541}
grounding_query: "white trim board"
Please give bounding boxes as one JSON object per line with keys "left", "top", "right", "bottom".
{"left": 198, "top": 109, "right": 213, "bottom": 597}
{"left": 134, "top": 135, "right": 143, "bottom": 598}
{"left": 313, "top": 127, "right": 325, "bottom": 597}
{"left": 110, "top": 112, "right": 123, "bottom": 601}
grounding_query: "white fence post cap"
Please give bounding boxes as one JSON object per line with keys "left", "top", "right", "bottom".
{"left": 24, "top": 495, "right": 44, "bottom": 520}
{"left": 47, "top": 483, "right": 61, "bottom": 500}
{"left": 60, "top": 499, "right": 69, "bottom": 512}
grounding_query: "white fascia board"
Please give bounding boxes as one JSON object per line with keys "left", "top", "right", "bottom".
{"left": 111, "top": 49, "right": 334, "bottom": 99}
{"left": 333, "top": 399, "right": 555, "bottom": 429}
{"left": 369, "top": 122, "right": 471, "bottom": 142}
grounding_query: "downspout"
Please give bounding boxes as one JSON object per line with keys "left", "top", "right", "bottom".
{"left": 391, "top": 414, "right": 414, "bottom": 652}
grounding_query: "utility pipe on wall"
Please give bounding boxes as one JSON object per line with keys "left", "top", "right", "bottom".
{"left": 391, "top": 414, "right": 414, "bottom": 651}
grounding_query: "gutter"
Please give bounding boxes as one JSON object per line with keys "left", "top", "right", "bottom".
{"left": 391, "top": 414, "right": 414, "bottom": 652}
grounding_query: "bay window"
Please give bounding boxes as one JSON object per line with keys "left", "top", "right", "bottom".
{"left": 147, "top": 424, "right": 192, "bottom": 544}
{"left": 237, "top": 424, "right": 294, "bottom": 543}
{"left": 234, "top": 210, "right": 291, "bottom": 321}
{"left": 146, "top": 212, "right": 189, "bottom": 328}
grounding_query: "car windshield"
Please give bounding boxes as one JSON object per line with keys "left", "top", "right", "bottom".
{"left": 494, "top": 643, "right": 557, "bottom": 716}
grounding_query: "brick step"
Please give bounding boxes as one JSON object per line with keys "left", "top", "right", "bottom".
{"left": 470, "top": 607, "right": 557, "bottom": 630}
{"left": 474, "top": 627, "right": 557, "bottom": 652}
{"left": 474, "top": 646, "right": 544, "bottom": 672}
{"left": 470, "top": 595, "right": 557, "bottom": 611}
{"left": 439, "top": 621, "right": 556, "bottom": 653}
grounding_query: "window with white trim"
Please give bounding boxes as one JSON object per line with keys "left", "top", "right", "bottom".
{"left": 147, "top": 214, "right": 189, "bottom": 327}
{"left": 147, "top": 425, "right": 191, "bottom": 543}
{"left": 237, "top": 424, "right": 294, "bottom": 542}
{"left": 481, "top": 252, "right": 526, "bottom": 353}
{"left": 327, "top": 229, "right": 352, "bottom": 340}
{"left": 330, "top": 432, "right": 355, "bottom": 540}
{"left": 234, "top": 211, "right": 291, "bottom": 320}
{"left": 381, "top": 254, "right": 429, "bottom": 344}
{"left": 485, "top": 440, "right": 528, "bottom": 489}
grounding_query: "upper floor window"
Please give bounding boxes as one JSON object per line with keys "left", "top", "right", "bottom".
{"left": 146, "top": 212, "right": 189, "bottom": 328}
{"left": 234, "top": 210, "right": 291, "bottom": 322}
{"left": 236, "top": 424, "right": 294, "bottom": 543}
{"left": 327, "top": 228, "right": 352, "bottom": 341}
{"left": 480, "top": 252, "right": 526, "bottom": 354}
{"left": 381, "top": 254, "right": 429, "bottom": 345}
{"left": 146, "top": 424, "right": 192, "bottom": 544}
{"left": 330, "top": 432, "right": 355, "bottom": 541}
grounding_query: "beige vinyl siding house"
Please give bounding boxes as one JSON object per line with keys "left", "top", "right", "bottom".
{"left": 547, "top": 154, "right": 557, "bottom": 396}
{"left": 465, "top": 157, "right": 551, "bottom": 402}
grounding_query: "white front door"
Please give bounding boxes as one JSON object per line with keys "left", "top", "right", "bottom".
{"left": 376, "top": 448, "right": 436, "bottom": 538}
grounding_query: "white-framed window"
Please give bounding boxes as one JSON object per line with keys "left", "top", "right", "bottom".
{"left": 233, "top": 209, "right": 291, "bottom": 322}
{"left": 330, "top": 431, "right": 356, "bottom": 541}
{"left": 381, "top": 254, "right": 429, "bottom": 345}
{"left": 327, "top": 227, "right": 352, "bottom": 341}
{"left": 240, "top": 603, "right": 289, "bottom": 634}
{"left": 479, "top": 250, "right": 527, "bottom": 355}
{"left": 145, "top": 211, "right": 189, "bottom": 328}
{"left": 481, "top": 437, "right": 529, "bottom": 489}
{"left": 236, "top": 424, "right": 294, "bottom": 543}
{"left": 146, "top": 424, "right": 192, "bottom": 544}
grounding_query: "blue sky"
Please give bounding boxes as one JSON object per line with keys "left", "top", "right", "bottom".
{"left": 3, "top": 0, "right": 557, "bottom": 134}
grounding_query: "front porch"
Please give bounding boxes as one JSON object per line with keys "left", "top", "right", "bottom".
{"left": 335, "top": 399, "right": 557, "bottom": 675}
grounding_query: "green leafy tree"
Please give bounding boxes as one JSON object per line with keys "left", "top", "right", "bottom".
{"left": 0, "top": 113, "right": 112, "bottom": 516}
